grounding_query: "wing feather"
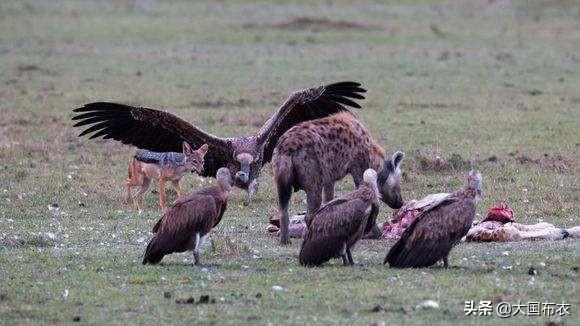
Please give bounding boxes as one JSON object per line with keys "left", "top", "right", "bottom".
{"left": 256, "top": 81, "right": 366, "bottom": 163}
{"left": 72, "top": 102, "right": 231, "bottom": 176}
{"left": 385, "top": 197, "right": 475, "bottom": 268}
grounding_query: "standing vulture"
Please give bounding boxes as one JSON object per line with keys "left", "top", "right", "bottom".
{"left": 299, "top": 169, "right": 380, "bottom": 267}
{"left": 142, "top": 167, "right": 231, "bottom": 266}
{"left": 72, "top": 81, "right": 366, "bottom": 205}
{"left": 384, "top": 170, "right": 482, "bottom": 268}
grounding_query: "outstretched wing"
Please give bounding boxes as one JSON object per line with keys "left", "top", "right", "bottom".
{"left": 385, "top": 196, "right": 475, "bottom": 268}
{"left": 256, "top": 81, "right": 366, "bottom": 163}
{"left": 72, "top": 102, "right": 231, "bottom": 176}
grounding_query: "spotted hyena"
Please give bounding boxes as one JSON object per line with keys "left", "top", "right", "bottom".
{"left": 272, "top": 112, "right": 405, "bottom": 245}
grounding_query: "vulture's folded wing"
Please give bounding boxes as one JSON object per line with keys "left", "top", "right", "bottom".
{"left": 385, "top": 197, "right": 474, "bottom": 268}
{"left": 256, "top": 81, "right": 366, "bottom": 163}
{"left": 308, "top": 197, "right": 369, "bottom": 242}
{"left": 72, "top": 102, "right": 231, "bottom": 176}
{"left": 153, "top": 194, "right": 217, "bottom": 249}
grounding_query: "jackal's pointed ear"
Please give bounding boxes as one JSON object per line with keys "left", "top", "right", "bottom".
{"left": 182, "top": 142, "right": 193, "bottom": 155}
{"left": 392, "top": 151, "right": 405, "bottom": 169}
{"left": 197, "top": 144, "right": 209, "bottom": 157}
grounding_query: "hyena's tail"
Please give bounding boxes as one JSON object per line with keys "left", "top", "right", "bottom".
{"left": 272, "top": 151, "right": 294, "bottom": 212}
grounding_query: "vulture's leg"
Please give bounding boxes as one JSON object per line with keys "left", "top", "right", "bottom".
{"left": 171, "top": 180, "right": 185, "bottom": 200}
{"left": 341, "top": 243, "right": 349, "bottom": 266}
{"left": 346, "top": 247, "right": 355, "bottom": 266}
{"left": 193, "top": 233, "right": 202, "bottom": 266}
{"left": 158, "top": 179, "right": 168, "bottom": 213}
{"left": 133, "top": 177, "right": 151, "bottom": 212}
{"left": 322, "top": 183, "right": 335, "bottom": 203}
{"left": 443, "top": 256, "right": 449, "bottom": 269}
{"left": 244, "top": 178, "right": 259, "bottom": 206}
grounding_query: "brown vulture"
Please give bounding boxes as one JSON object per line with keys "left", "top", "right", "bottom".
{"left": 299, "top": 169, "right": 380, "bottom": 267}
{"left": 72, "top": 81, "right": 366, "bottom": 205}
{"left": 142, "top": 167, "right": 231, "bottom": 266}
{"left": 384, "top": 170, "right": 482, "bottom": 268}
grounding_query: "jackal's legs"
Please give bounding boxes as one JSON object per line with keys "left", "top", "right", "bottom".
{"left": 158, "top": 179, "right": 168, "bottom": 213}
{"left": 132, "top": 177, "right": 151, "bottom": 211}
{"left": 171, "top": 180, "right": 185, "bottom": 200}
{"left": 124, "top": 158, "right": 142, "bottom": 204}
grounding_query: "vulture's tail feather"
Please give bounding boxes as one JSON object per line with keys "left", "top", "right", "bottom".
{"left": 299, "top": 236, "right": 343, "bottom": 267}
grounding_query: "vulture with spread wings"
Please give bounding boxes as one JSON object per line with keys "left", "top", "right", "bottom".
{"left": 384, "top": 170, "right": 482, "bottom": 268}
{"left": 72, "top": 81, "right": 366, "bottom": 205}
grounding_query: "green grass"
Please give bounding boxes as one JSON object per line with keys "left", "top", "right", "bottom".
{"left": 0, "top": 0, "right": 578, "bottom": 324}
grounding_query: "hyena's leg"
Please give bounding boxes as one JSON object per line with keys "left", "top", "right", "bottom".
{"left": 304, "top": 190, "right": 322, "bottom": 226}
{"left": 322, "top": 183, "right": 335, "bottom": 203}
{"left": 132, "top": 176, "right": 151, "bottom": 211}
{"left": 171, "top": 179, "right": 185, "bottom": 200}
{"left": 351, "top": 170, "right": 364, "bottom": 188}
{"left": 443, "top": 256, "right": 449, "bottom": 268}
{"left": 275, "top": 172, "right": 293, "bottom": 246}
{"left": 158, "top": 179, "right": 168, "bottom": 213}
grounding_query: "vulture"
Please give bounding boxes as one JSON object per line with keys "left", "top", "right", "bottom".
{"left": 299, "top": 169, "right": 380, "bottom": 267}
{"left": 72, "top": 81, "right": 366, "bottom": 205}
{"left": 142, "top": 167, "right": 231, "bottom": 266}
{"left": 384, "top": 170, "right": 483, "bottom": 268}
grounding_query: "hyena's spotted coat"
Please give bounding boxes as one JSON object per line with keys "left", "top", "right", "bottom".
{"left": 272, "top": 112, "right": 405, "bottom": 245}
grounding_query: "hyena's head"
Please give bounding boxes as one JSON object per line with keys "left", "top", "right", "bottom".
{"left": 234, "top": 153, "right": 254, "bottom": 185}
{"left": 182, "top": 142, "right": 208, "bottom": 174}
{"left": 377, "top": 151, "right": 405, "bottom": 209}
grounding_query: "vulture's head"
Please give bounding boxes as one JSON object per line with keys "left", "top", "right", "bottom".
{"left": 378, "top": 151, "right": 405, "bottom": 209}
{"left": 182, "top": 142, "right": 208, "bottom": 175}
{"left": 466, "top": 170, "right": 483, "bottom": 202}
{"left": 234, "top": 153, "right": 254, "bottom": 185}
{"left": 363, "top": 168, "right": 380, "bottom": 200}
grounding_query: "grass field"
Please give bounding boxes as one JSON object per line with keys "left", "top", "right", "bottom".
{"left": 0, "top": 0, "right": 578, "bottom": 324}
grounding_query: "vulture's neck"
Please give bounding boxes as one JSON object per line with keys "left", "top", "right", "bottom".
{"left": 216, "top": 181, "right": 231, "bottom": 200}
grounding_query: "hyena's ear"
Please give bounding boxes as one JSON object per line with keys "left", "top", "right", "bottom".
{"left": 392, "top": 151, "right": 405, "bottom": 169}
{"left": 182, "top": 142, "right": 193, "bottom": 155}
{"left": 197, "top": 144, "right": 209, "bottom": 157}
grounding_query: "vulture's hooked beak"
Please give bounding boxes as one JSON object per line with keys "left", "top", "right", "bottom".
{"left": 235, "top": 163, "right": 250, "bottom": 185}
